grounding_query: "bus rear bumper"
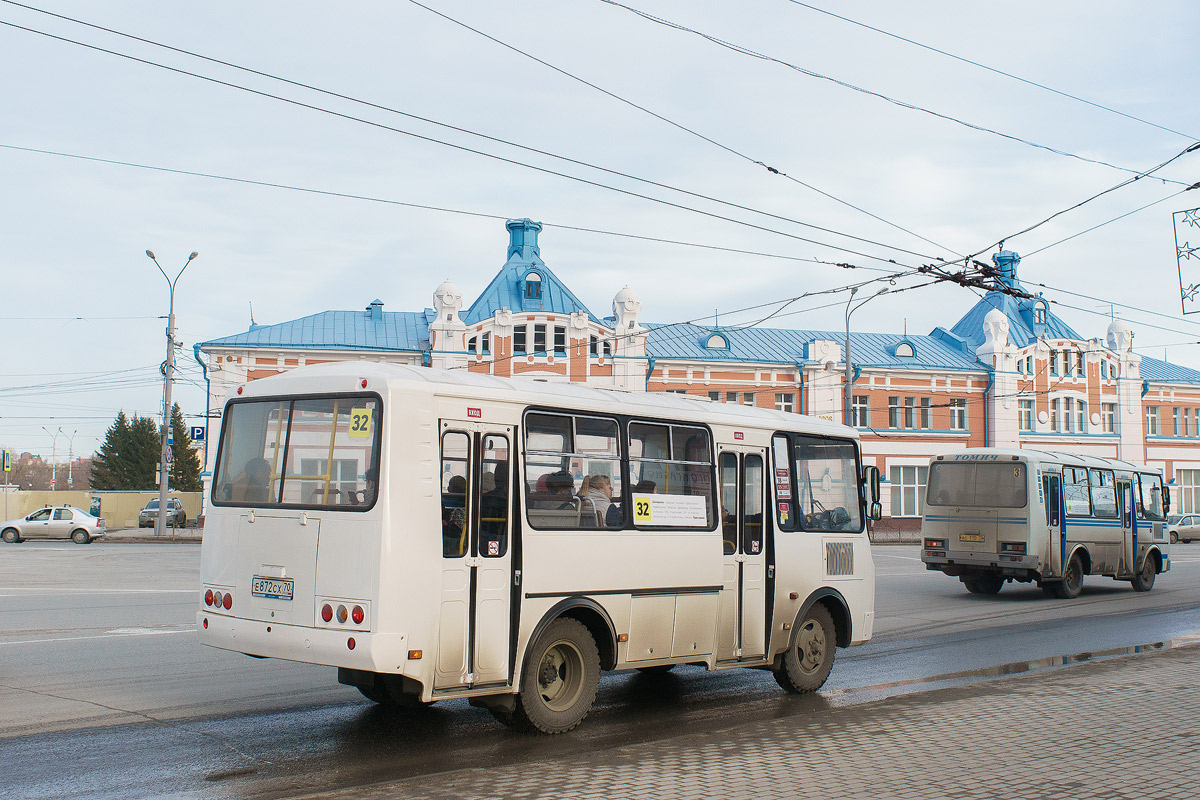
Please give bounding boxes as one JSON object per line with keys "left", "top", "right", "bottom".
{"left": 922, "top": 550, "right": 1042, "bottom": 580}
{"left": 196, "top": 611, "right": 410, "bottom": 673}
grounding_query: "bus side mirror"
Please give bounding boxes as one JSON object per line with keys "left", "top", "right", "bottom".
{"left": 862, "top": 465, "right": 881, "bottom": 508}
{"left": 870, "top": 501, "right": 883, "bottom": 521}
{"left": 1164, "top": 485, "right": 1171, "bottom": 515}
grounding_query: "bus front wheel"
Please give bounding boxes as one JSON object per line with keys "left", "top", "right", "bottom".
{"left": 504, "top": 618, "right": 600, "bottom": 734}
{"left": 774, "top": 603, "right": 836, "bottom": 694}
{"left": 1131, "top": 555, "right": 1156, "bottom": 592}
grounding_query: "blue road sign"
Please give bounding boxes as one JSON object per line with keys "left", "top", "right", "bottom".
{"left": 190, "top": 426, "right": 206, "bottom": 442}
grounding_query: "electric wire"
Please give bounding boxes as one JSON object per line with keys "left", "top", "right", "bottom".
{"left": 783, "top": 0, "right": 1199, "bottom": 142}
{"left": 0, "top": 13, "right": 942, "bottom": 268}
{"left": 598, "top": 0, "right": 1196, "bottom": 188}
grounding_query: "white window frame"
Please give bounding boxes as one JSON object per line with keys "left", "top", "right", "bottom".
{"left": 949, "top": 398, "right": 968, "bottom": 431}
{"left": 888, "top": 463, "right": 928, "bottom": 518}
{"left": 1018, "top": 399, "right": 1034, "bottom": 432}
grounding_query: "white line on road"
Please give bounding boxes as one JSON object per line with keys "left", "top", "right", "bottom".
{"left": 0, "top": 628, "right": 195, "bottom": 646}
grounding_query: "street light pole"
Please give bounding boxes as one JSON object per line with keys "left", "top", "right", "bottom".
{"left": 41, "top": 425, "right": 62, "bottom": 491}
{"left": 66, "top": 430, "right": 78, "bottom": 489}
{"left": 843, "top": 287, "right": 889, "bottom": 427}
{"left": 147, "top": 250, "right": 198, "bottom": 536}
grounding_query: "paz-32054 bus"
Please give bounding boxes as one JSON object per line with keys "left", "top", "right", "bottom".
{"left": 198, "top": 363, "right": 881, "bottom": 733}
{"left": 921, "top": 448, "right": 1170, "bottom": 597}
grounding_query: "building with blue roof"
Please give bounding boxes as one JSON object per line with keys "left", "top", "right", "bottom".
{"left": 197, "top": 221, "right": 1200, "bottom": 524}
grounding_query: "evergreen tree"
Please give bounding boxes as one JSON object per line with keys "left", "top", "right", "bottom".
{"left": 90, "top": 411, "right": 132, "bottom": 490}
{"left": 128, "top": 415, "right": 161, "bottom": 488}
{"left": 169, "top": 403, "right": 202, "bottom": 491}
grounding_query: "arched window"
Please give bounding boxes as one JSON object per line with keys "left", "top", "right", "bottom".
{"left": 523, "top": 272, "right": 542, "bottom": 299}
{"left": 704, "top": 333, "right": 728, "bottom": 350}
{"left": 1033, "top": 302, "right": 1047, "bottom": 325}
{"left": 893, "top": 342, "right": 915, "bottom": 358}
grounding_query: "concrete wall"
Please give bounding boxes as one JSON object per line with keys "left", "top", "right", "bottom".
{"left": 0, "top": 491, "right": 203, "bottom": 529}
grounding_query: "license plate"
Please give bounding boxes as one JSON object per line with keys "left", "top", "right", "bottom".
{"left": 251, "top": 576, "right": 294, "bottom": 600}
{"left": 959, "top": 533, "right": 985, "bottom": 543}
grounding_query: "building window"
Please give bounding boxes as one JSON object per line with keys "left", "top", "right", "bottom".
{"left": 524, "top": 272, "right": 542, "bottom": 299}
{"left": 590, "top": 335, "right": 598, "bottom": 356}
{"left": 1062, "top": 350, "right": 1072, "bottom": 377}
{"left": 1076, "top": 350, "right": 1085, "bottom": 377}
{"left": 1102, "top": 402, "right": 1116, "bottom": 433}
{"left": 889, "top": 465, "right": 928, "bottom": 517}
{"left": 949, "top": 398, "right": 967, "bottom": 431}
{"left": 1026, "top": 355, "right": 1034, "bottom": 374}
{"left": 1049, "top": 350, "right": 1059, "bottom": 376}
{"left": 468, "top": 335, "right": 477, "bottom": 354}
{"left": 775, "top": 393, "right": 795, "bottom": 413}
{"left": 1194, "top": 408, "right": 1199, "bottom": 437}
{"left": 602, "top": 339, "right": 611, "bottom": 358}
{"left": 533, "top": 324, "right": 547, "bottom": 353}
{"left": 1185, "top": 409, "right": 1192, "bottom": 437}
{"left": 919, "top": 398, "right": 932, "bottom": 429}
{"left": 851, "top": 395, "right": 869, "bottom": 427}
{"left": 742, "top": 392, "right": 756, "bottom": 407}
{"left": 888, "top": 396, "right": 901, "bottom": 428}
{"left": 704, "top": 333, "right": 728, "bottom": 350}
{"left": 1147, "top": 406, "right": 1159, "bottom": 436}
{"left": 1051, "top": 398, "right": 1061, "bottom": 432}
{"left": 553, "top": 326, "right": 566, "bottom": 354}
{"left": 1076, "top": 400, "right": 1086, "bottom": 433}
{"left": 481, "top": 332, "right": 490, "bottom": 353}
{"left": 894, "top": 342, "right": 915, "bottom": 358}
{"left": 1018, "top": 399, "right": 1034, "bottom": 431}
{"left": 513, "top": 325, "right": 527, "bottom": 354}
{"left": 1175, "top": 407, "right": 1181, "bottom": 436}
{"left": 1033, "top": 302, "right": 1047, "bottom": 324}
{"left": 904, "top": 397, "right": 918, "bottom": 429}
{"left": 1178, "top": 469, "right": 1200, "bottom": 514}
{"left": 709, "top": 391, "right": 721, "bottom": 402}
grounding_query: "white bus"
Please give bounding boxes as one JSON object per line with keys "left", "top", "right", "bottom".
{"left": 198, "top": 362, "right": 880, "bottom": 733}
{"left": 921, "top": 448, "right": 1170, "bottom": 598}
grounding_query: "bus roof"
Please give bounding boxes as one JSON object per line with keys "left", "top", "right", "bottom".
{"left": 228, "top": 361, "right": 859, "bottom": 439}
{"left": 933, "top": 447, "right": 1157, "bottom": 474}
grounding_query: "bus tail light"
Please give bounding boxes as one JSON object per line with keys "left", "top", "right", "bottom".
{"left": 321, "top": 604, "right": 334, "bottom": 623}
{"left": 1000, "top": 542, "right": 1027, "bottom": 554}
{"left": 336, "top": 605, "right": 349, "bottom": 624}
{"left": 202, "top": 618, "right": 208, "bottom": 629}
{"left": 352, "top": 605, "right": 364, "bottom": 625}
{"left": 213, "top": 591, "right": 223, "bottom": 608}
{"left": 347, "top": 637, "right": 356, "bottom": 650}
{"left": 204, "top": 589, "right": 214, "bottom": 606}
{"left": 223, "top": 593, "right": 233, "bottom": 610}
{"left": 924, "top": 538, "right": 946, "bottom": 549}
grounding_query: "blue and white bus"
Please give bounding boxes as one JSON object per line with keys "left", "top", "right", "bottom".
{"left": 921, "top": 448, "right": 1170, "bottom": 598}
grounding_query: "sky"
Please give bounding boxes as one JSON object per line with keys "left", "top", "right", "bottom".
{"left": 3, "top": 0, "right": 1200, "bottom": 462}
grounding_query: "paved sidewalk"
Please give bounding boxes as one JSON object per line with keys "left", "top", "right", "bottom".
{"left": 318, "top": 642, "right": 1200, "bottom": 800}
{"left": 102, "top": 528, "right": 202, "bottom": 543}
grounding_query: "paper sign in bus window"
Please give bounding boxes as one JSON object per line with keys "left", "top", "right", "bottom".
{"left": 349, "top": 408, "right": 373, "bottom": 438}
{"left": 632, "top": 493, "right": 708, "bottom": 527}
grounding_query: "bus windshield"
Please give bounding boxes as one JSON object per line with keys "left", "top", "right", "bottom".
{"left": 212, "top": 394, "right": 381, "bottom": 510}
{"left": 926, "top": 461, "right": 1028, "bottom": 508}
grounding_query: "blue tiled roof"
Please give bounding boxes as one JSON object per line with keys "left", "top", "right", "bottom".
{"left": 950, "top": 291, "right": 1081, "bottom": 350}
{"left": 462, "top": 219, "right": 602, "bottom": 325}
{"left": 1139, "top": 355, "right": 1200, "bottom": 385}
{"left": 200, "top": 308, "right": 429, "bottom": 352}
{"left": 645, "top": 324, "right": 984, "bottom": 370}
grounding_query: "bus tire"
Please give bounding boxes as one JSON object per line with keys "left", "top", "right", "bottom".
{"left": 507, "top": 617, "right": 600, "bottom": 734}
{"left": 1054, "top": 553, "right": 1085, "bottom": 599}
{"left": 1131, "top": 555, "right": 1156, "bottom": 592}
{"left": 774, "top": 603, "right": 836, "bottom": 694}
{"left": 965, "top": 576, "right": 1003, "bottom": 595}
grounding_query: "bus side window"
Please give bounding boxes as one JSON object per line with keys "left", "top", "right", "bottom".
{"left": 479, "top": 435, "right": 509, "bottom": 557}
{"left": 441, "top": 431, "right": 470, "bottom": 557}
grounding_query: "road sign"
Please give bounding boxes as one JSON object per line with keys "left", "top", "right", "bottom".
{"left": 2, "top": 450, "right": 10, "bottom": 472}
{"left": 190, "top": 426, "right": 206, "bottom": 442}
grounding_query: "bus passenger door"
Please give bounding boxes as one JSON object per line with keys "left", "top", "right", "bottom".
{"left": 1117, "top": 479, "right": 1135, "bottom": 575}
{"left": 716, "top": 449, "right": 768, "bottom": 663}
{"left": 436, "top": 424, "right": 514, "bottom": 691}
{"left": 1044, "top": 473, "right": 1062, "bottom": 576}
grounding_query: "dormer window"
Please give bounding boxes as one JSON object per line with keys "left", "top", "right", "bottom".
{"left": 523, "top": 272, "right": 542, "bottom": 299}
{"left": 891, "top": 340, "right": 916, "bottom": 358}
{"left": 1033, "top": 301, "right": 1047, "bottom": 325}
{"left": 704, "top": 333, "right": 729, "bottom": 350}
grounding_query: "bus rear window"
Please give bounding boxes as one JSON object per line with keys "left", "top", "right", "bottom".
{"left": 213, "top": 394, "right": 381, "bottom": 510}
{"left": 926, "top": 462, "right": 1027, "bottom": 508}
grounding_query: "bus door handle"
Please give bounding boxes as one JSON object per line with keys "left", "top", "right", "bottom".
{"left": 514, "top": 570, "right": 521, "bottom": 586}
{"left": 767, "top": 565, "right": 775, "bottom": 579}
{"left": 464, "top": 556, "right": 483, "bottom": 568}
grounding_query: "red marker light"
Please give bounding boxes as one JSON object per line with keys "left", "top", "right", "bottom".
{"left": 351, "top": 605, "right": 364, "bottom": 625}
{"left": 347, "top": 637, "right": 356, "bottom": 650}
{"left": 222, "top": 593, "right": 232, "bottom": 610}
{"left": 360, "top": 379, "right": 368, "bottom": 389}
{"left": 321, "top": 604, "right": 333, "bottom": 623}
{"left": 204, "top": 589, "right": 214, "bottom": 606}
{"left": 236, "top": 386, "right": 243, "bottom": 395}
{"left": 202, "top": 618, "right": 208, "bottom": 629}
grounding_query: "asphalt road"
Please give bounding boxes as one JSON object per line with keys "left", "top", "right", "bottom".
{"left": 2, "top": 542, "right": 1198, "bottom": 800}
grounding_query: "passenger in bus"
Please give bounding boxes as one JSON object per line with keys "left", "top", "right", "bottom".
{"left": 545, "top": 471, "right": 576, "bottom": 509}
{"left": 442, "top": 475, "right": 468, "bottom": 556}
{"left": 578, "top": 474, "right": 613, "bottom": 526}
{"left": 342, "top": 468, "right": 377, "bottom": 505}
{"left": 232, "top": 457, "right": 271, "bottom": 503}
{"left": 479, "top": 463, "right": 508, "bottom": 554}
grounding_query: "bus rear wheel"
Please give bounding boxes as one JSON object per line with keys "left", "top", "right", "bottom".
{"left": 503, "top": 618, "right": 600, "bottom": 734}
{"left": 774, "top": 603, "right": 836, "bottom": 694}
{"left": 1131, "top": 555, "right": 1156, "bottom": 592}
{"left": 964, "top": 576, "right": 1004, "bottom": 595}
{"left": 1052, "top": 553, "right": 1085, "bottom": 599}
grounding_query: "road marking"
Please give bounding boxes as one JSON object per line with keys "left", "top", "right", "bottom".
{"left": 0, "top": 628, "right": 195, "bottom": 646}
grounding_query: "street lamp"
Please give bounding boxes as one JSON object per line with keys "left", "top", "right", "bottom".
{"left": 844, "top": 287, "right": 889, "bottom": 426}
{"left": 66, "top": 430, "right": 78, "bottom": 489}
{"left": 41, "top": 425, "right": 62, "bottom": 491}
{"left": 147, "top": 249, "right": 198, "bottom": 536}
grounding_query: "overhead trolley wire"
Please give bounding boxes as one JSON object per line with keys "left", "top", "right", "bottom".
{"left": 597, "top": 0, "right": 1195, "bottom": 189}
{"left": 783, "top": 0, "right": 1200, "bottom": 142}
{"left": 0, "top": 7, "right": 944, "bottom": 268}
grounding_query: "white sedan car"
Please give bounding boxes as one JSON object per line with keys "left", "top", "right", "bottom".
{"left": 1, "top": 506, "right": 107, "bottom": 544}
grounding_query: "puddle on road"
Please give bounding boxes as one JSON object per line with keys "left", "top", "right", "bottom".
{"left": 827, "top": 631, "right": 1200, "bottom": 706}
